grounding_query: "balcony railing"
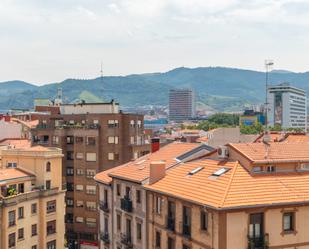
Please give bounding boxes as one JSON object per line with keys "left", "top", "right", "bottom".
{"left": 166, "top": 216, "right": 175, "bottom": 231}
{"left": 121, "top": 233, "right": 133, "bottom": 248}
{"left": 248, "top": 234, "right": 269, "bottom": 249}
{"left": 99, "top": 201, "right": 109, "bottom": 212}
{"left": 120, "top": 197, "right": 133, "bottom": 212}
{"left": 100, "top": 231, "right": 110, "bottom": 244}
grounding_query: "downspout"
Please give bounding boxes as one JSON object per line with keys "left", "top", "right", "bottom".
{"left": 212, "top": 212, "right": 214, "bottom": 249}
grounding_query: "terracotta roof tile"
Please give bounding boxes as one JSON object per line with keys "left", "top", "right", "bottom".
{"left": 0, "top": 139, "right": 31, "bottom": 149}
{"left": 98, "top": 142, "right": 200, "bottom": 183}
{"left": 282, "top": 134, "right": 309, "bottom": 143}
{"left": 0, "top": 168, "right": 33, "bottom": 183}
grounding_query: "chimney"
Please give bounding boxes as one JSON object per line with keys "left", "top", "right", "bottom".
{"left": 151, "top": 138, "right": 160, "bottom": 153}
{"left": 149, "top": 161, "right": 166, "bottom": 185}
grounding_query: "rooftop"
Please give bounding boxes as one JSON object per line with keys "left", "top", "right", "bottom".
{"left": 228, "top": 142, "right": 309, "bottom": 163}
{"left": 145, "top": 158, "right": 309, "bottom": 210}
{"left": 0, "top": 168, "right": 34, "bottom": 184}
{"left": 0, "top": 138, "right": 31, "bottom": 149}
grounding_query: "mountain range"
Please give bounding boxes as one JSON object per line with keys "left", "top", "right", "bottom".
{"left": 1, "top": 67, "right": 309, "bottom": 112}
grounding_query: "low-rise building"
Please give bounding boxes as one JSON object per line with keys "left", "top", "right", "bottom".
{"left": 0, "top": 145, "right": 65, "bottom": 249}
{"left": 144, "top": 142, "right": 309, "bottom": 249}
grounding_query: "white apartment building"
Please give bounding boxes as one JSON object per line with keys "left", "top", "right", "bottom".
{"left": 267, "top": 83, "right": 307, "bottom": 131}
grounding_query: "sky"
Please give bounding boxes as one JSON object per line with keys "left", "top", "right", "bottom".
{"left": 1, "top": 0, "right": 309, "bottom": 85}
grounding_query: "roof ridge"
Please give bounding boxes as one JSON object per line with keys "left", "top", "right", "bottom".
{"left": 219, "top": 161, "right": 239, "bottom": 208}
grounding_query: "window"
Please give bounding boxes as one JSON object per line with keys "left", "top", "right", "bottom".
{"left": 266, "top": 165, "right": 276, "bottom": 172}
{"left": 46, "top": 161, "right": 51, "bottom": 172}
{"left": 76, "top": 185, "right": 84, "bottom": 191}
{"left": 87, "top": 136, "right": 96, "bottom": 146}
{"left": 283, "top": 212, "right": 295, "bottom": 232}
{"left": 76, "top": 200, "right": 84, "bottom": 208}
{"left": 253, "top": 166, "right": 262, "bottom": 173}
{"left": 8, "top": 210, "right": 16, "bottom": 227}
{"left": 108, "top": 136, "right": 119, "bottom": 144}
{"left": 66, "top": 167, "right": 74, "bottom": 176}
{"left": 86, "top": 201, "right": 97, "bottom": 211}
{"left": 47, "top": 240, "right": 56, "bottom": 249}
{"left": 65, "top": 213, "right": 73, "bottom": 223}
{"left": 76, "top": 168, "right": 84, "bottom": 175}
{"left": 117, "top": 184, "right": 121, "bottom": 196}
{"left": 46, "top": 180, "right": 51, "bottom": 190}
{"left": 183, "top": 245, "right": 190, "bottom": 249}
{"left": 155, "top": 196, "right": 162, "bottom": 214}
{"left": 47, "top": 220, "right": 56, "bottom": 235}
{"left": 47, "top": 200, "right": 56, "bottom": 213}
{"left": 32, "top": 246, "right": 37, "bottom": 249}
{"left": 86, "top": 218, "right": 96, "bottom": 228}
{"left": 168, "top": 237, "right": 174, "bottom": 249}
{"left": 130, "top": 136, "right": 135, "bottom": 144}
{"left": 18, "top": 228, "right": 24, "bottom": 240}
{"left": 52, "top": 136, "right": 59, "bottom": 145}
{"left": 137, "top": 120, "right": 142, "bottom": 128}
{"left": 76, "top": 217, "right": 84, "bottom": 223}
{"left": 137, "top": 223, "right": 142, "bottom": 240}
{"left": 67, "top": 183, "right": 74, "bottom": 191}
{"left": 8, "top": 233, "right": 15, "bottom": 248}
{"left": 18, "top": 207, "right": 24, "bottom": 219}
{"left": 76, "top": 152, "right": 83, "bottom": 159}
{"left": 31, "top": 224, "right": 37, "bottom": 236}
{"left": 155, "top": 231, "right": 161, "bottom": 248}
{"left": 86, "top": 185, "right": 96, "bottom": 195}
{"left": 183, "top": 206, "right": 191, "bottom": 236}
{"left": 67, "top": 136, "right": 74, "bottom": 144}
{"left": 86, "top": 169, "right": 96, "bottom": 178}
{"left": 136, "top": 190, "right": 141, "bottom": 204}
{"left": 108, "top": 153, "right": 114, "bottom": 160}
{"left": 67, "top": 151, "right": 74, "bottom": 160}
{"left": 108, "top": 120, "right": 119, "bottom": 128}
{"left": 130, "top": 120, "right": 135, "bottom": 127}
{"left": 7, "top": 162, "right": 17, "bottom": 168}
{"left": 66, "top": 198, "right": 74, "bottom": 207}
{"left": 117, "top": 214, "right": 121, "bottom": 230}
{"left": 18, "top": 183, "right": 24, "bottom": 193}
{"left": 93, "top": 119, "right": 99, "bottom": 125}
{"left": 31, "top": 203, "right": 37, "bottom": 214}
{"left": 200, "top": 211, "right": 208, "bottom": 231}
{"left": 86, "top": 153, "right": 97, "bottom": 162}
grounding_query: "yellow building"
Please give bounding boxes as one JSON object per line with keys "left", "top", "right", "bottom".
{"left": 0, "top": 145, "right": 65, "bottom": 249}
{"left": 145, "top": 142, "right": 309, "bottom": 249}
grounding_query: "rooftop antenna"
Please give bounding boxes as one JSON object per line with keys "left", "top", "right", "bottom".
{"left": 264, "top": 59, "right": 274, "bottom": 131}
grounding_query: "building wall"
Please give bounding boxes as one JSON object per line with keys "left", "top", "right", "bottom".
{"left": 0, "top": 120, "right": 22, "bottom": 140}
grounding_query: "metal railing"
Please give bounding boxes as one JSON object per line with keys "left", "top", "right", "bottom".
{"left": 248, "top": 234, "right": 269, "bottom": 249}
{"left": 120, "top": 233, "right": 133, "bottom": 248}
{"left": 166, "top": 216, "right": 175, "bottom": 231}
{"left": 120, "top": 197, "right": 133, "bottom": 212}
{"left": 99, "top": 201, "right": 109, "bottom": 212}
{"left": 100, "top": 231, "right": 110, "bottom": 244}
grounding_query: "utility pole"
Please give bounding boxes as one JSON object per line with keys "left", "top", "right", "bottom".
{"left": 265, "top": 60, "right": 274, "bottom": 131}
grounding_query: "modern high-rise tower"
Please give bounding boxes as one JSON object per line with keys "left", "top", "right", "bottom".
{"left": 169, "top": 89, "right": 195, "bottom": 122}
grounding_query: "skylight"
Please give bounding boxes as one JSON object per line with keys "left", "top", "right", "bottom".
{"left": 188, "top": 166, "right": 204, "bottom": 176}
{"left": 212, "top": 168, "right": 230, "bottom": 177}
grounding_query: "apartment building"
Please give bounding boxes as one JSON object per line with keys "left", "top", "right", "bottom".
{"left": 169, "top": 89, "right": 195, "bottom": 122}
{"left": 0, "top": 145, "right": 65, "bottom": 249}
{"left": 144, "top": 141, "right": 309, "bottom": 249}
{"left": 94, "top": 142, "right": 214, "bottom": 249}
{"left": 267, "top": 83, "right": 307, "bottom": 130}
{"left": 30, "top": 101, "right": 150, "bottom": 249}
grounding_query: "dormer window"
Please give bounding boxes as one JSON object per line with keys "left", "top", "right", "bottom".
{"left": 266, "top": 165, "right": 276, "bottom": 173}
{"left": 7, "top": 162, "right": 17, "bottom": 168}
{"left": 253, "top": 166, "right": 262, "bottom": 173}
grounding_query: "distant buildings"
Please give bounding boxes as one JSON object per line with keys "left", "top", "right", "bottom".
{"left": 30, "top": 101, "right": 150, "bottom": 249}
{"left": 267, "top": 83, "right": 307, "bottom": 130}
{"left": 0, "top": 145, "right": 65, "bottom": 249}
{"left": 169, "top": 89, "right": 195, "bottom": 122}
{"left": 239, "top": 109, "right": 265, "bottom": 126}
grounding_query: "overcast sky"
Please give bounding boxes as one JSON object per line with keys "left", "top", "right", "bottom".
{"left": 1, "top": 0, "right": 309, "bottom": 85}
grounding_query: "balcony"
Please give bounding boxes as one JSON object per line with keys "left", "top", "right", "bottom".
{"left": 120, "top": 197, "right": 133, "bottom": 213}
{"left": 166, "top": 216, "right": 175, "bottom": 232}
{"left": 100, "top": 231, "right": 110, "bottom": 244}
{"left": 248, "top": 235, "right": 269, "bottom": 249}
{"left": 99, "top": 201, "right": 109, "bottom": 212}
{"left": 121, "top": 233, "right": 133, "bottom": 248}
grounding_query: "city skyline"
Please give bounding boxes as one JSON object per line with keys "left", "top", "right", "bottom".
{"left": 1, "top": 0, "right": 309, "bottom": 84}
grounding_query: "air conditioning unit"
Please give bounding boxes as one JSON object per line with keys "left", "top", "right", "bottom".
{"left": 218, "top": 146, "right": 229, "bottom": 159}
{"left": 300, "top": 163, "right": 309, "bottom": 171}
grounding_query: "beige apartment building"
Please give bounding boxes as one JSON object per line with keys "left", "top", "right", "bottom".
{"left": 30, "top": 101, "right": 150, "bottom": 249}
{"left": 0, "top": 145, "right": 65, "bottom": 249}
{"left": 94, "top": 142, "right": 214, "bottom": 249}
{"left": 144, "top": 141, "right": 309, "bottom": 249}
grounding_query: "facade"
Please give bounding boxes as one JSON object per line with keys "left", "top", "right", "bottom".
{"left": 169, "top": 89, "right": 195, "bottom": 122}
{"left": 267, "top": 83, "right": 307, "bottom": 130}
{"left": 0, "top": 145, "right": 65, "bottom": 249}
{"left": 145, "top": 142, "right": 309, "bottom": 249}
{"left": 30, "top": 102, "right": 151, "bottom": 249}
{"left": 94, "top": 142, "right": 214, "bottom": 249}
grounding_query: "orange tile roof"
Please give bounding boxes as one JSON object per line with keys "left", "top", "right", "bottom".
{"left": 254, "top": 132, "right": 284, "bottom": 143}
{"left": 196, "top": 136, "right": 209, "bottom": 143}
{"left": 0, "top": 139, "right": 31, "bottom": 149}
{"left": 0, "top": 168, "right": 33, "bottom": 183}
{"left": 282, "top": 134, "right": 309, "bottom": 143}
{"left": 145, "top": 158, "right": 309, "bottom": 209}
{"left": 228, "top": 142, "right": 309, "bottom": 163}
{"left": 11, "top": 118, "right": 39, "bottom": 128}
{"left": 105, "top": 142, "right": 201, "bottom": 183}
